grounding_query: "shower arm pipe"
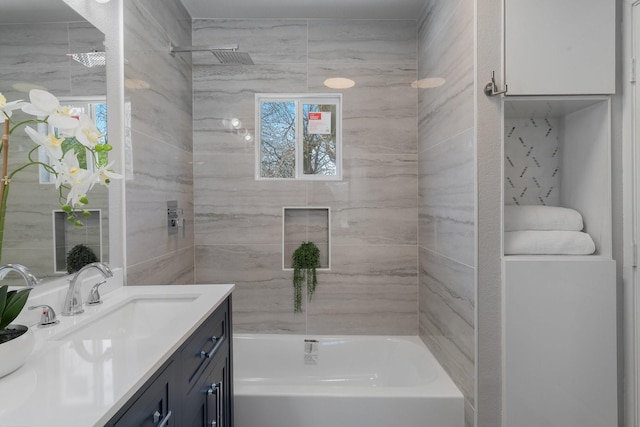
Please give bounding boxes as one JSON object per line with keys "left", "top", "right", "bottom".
{"left": 169, "top": 44, "right": 240, "bottom": 54}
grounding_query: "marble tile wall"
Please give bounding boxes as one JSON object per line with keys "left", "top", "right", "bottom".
{"left": 123, "top": 0, "right": 194, "bottom": 285}
{"left": 0, "top": 21, "right": 108, "bottom": 280}
{"left": 417, "top": 0, "right": 476, "bottom": 426}
{"left": 193, "top": 19, "right": 418, "bottom": 335}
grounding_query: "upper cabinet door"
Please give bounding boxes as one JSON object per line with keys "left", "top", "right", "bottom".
{"left": 505, "top": 0, "right": 615, "bottom": 95}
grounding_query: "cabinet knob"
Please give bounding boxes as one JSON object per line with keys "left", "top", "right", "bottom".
{"left": 153, "top": 410, "right": 172, "bottom": 427}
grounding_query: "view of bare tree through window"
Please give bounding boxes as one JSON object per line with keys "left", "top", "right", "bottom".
{"left": 302, "top": 104, "right": 337, "bottom": 176}
{"left": 260, "top": 101, "right": 296, "bottom": 178}
{"left": 257, "top": 94, "right": 341, "bottom": 180}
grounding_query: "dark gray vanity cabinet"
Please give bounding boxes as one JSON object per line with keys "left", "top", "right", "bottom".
{"left": 109, "top": 360, "right": 176, "bottom": 427}
{"left": 107, "top": 296, "right": 233, "bottom": 427}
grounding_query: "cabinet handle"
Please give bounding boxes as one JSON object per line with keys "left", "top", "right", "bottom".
{"left": 207, "top": 381, "right": 222, "bottom": 427}
{"left": 153, "top": 410, "right": 172, "bottom": 427}
{"left": 200, "top": 326, "right": 226, "bottom": 359}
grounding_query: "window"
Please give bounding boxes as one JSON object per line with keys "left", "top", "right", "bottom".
{"left": 256, "top": 94, "right": 342, "bottom": 180}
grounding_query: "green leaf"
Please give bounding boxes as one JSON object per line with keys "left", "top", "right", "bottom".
{"left": 0, "top": 286, "right": 8, "bottom": 327}
{"left": 0, "top": 288, "right": 31, "bottom": 330}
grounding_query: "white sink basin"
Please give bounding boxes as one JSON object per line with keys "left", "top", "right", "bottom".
{"left": 53, "top": 296, "right": 198, "bottom": 341}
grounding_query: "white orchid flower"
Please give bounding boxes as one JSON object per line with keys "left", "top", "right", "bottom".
{"left": 75, "top": 114, "right": 102, "bottom": 149}
{"left": 24, "top": 126, "right": 64, "bottom": 160}
{"left": 54, "top": 150, "right": 89, "bottom": 187}
{"left": 93, "top": 162, "right": 122, "bottom": 185}
{"left": 0, "top": 93, "right": 26, "bottom": 124}
{"left": 66, "top": 179, "right": 92, "bottom": 208}
{"left": 21, "top": 89, "right": 79, "bottom": 131}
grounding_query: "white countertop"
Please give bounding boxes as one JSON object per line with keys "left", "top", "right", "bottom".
{"left": 0, "top": 280, "right": 234, "bottom": 427}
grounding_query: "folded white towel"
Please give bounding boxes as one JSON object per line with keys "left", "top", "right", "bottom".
{"left": 504, "top": 205, "right": 584, "bottom": 232}
{"left": 504, "top": 230, "right": 596, "bottom": 255}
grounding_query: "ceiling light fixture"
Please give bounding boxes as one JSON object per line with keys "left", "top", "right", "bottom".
{"left": 324, "top": 77, "right": 355, "bottom": 89}
{"left": 94, "top": 0, "right": 111, "bottom": 3}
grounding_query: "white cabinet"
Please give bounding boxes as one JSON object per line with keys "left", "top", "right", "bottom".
{"left": 503, "top": 258, "right": 617, "bottom": 427}
{"left": 505, "top": 0, "right": 615, "bottom": 95}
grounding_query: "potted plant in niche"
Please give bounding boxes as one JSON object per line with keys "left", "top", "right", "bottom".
{"left": 66, "top": 243, "right": 98, "bottom": 274}
{"left": 0, "top": 285, "right": 33, "bottom": 377}
{"left": 292, "top": 241, "right": 321, "bottom": 313}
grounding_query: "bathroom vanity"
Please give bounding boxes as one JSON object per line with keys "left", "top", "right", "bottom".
{"left": 107, "top": 296, "right": 232, "bottom": 427}
{"left": 0, "top": 279, "right": 234, "bottom": 427}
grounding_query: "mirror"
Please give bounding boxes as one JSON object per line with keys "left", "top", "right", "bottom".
{"left": 0, "top": 0, "right": 119, "bottom": 281}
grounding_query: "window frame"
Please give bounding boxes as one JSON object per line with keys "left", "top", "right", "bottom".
{"left": 255, "top": 93, "right": 342, "bottom": 181}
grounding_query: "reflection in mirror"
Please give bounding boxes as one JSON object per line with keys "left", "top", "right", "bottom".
{"left": 0, "top": 1, "right": 108, "bottom": 281}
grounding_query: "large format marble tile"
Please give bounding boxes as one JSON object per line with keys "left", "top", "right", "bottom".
{"left": 137, "top": 0, "right": 191, "bottom": 46}
{"left": 306, "top": 244, "right": 418, "bottom": 335}
{"left": 419, "top": 129, "right": 474, "bottom": 266}
{"left": 418, "top": 246, "right": 475, "bottom": 406}
{"left": 195, "top": 244, "right": 307, "bottom": 334}
{"left": 308, "top": 153, "right": 418, "bottom": 245}
{"left": 417, "top": 1, "right": 473, "bottom": 152}
{"left": 0, "top": 66, "right": 71, "bottom": 98}
{"left": 419, "top": 0, "right": 468, "bottom": 57}
{"left": 126, "top": 130, "right": 194, "bottom": 266}
{"left": 308, "top": 63, "right": 418, "bottom": 156}
{"left": 308, "top": 20, "right": 416, "bottom": 64}
{"left": 125, "top": 0, "right": 192, "bottom": 104}
{"left": 127, "top": 246, "right": 195, "bottom": 286}
{"left": 0, "top": 23, "right": 69, "bottom": 69}
{"left": 194, "top": 152, "right": 307, "bottom": 246}
{"left": 123, "top": 0, "right": 195, "bottom": 288}
{"left": 192, "top": 20, "right": 308, "bottom": 65}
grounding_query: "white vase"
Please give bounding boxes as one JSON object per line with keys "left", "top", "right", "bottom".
{"left": 0, "top": 325, "right": 35, "bottom": 378}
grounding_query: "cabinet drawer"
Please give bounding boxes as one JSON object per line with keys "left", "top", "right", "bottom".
{"left": 180, "top": 299, "right": 229, "bottom": 392}
{"left": 111, "top": 361, "right": 175, "bottom": 427}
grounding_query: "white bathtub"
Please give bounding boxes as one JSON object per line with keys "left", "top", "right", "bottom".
{"left": 233, "top": 334, "right": 464, "bottom": 427}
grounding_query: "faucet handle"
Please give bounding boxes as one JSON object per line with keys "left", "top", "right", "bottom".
{"left": 28, "top": 304, "right": 59, "bottom": 327}
{"left": 87, "top": 280, "right": 107, "bottom": 305}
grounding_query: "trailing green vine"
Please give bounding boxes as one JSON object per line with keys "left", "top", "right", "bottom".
{"left": 292, "top": 241, "right": 320, "bottom": 313}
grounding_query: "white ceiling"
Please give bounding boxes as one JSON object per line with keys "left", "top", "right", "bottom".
{"left": 179, "top": 0, "right": 425, "bottom": 20}
{"left": 1, "top": 0, "right": 425, "bottom": 24}
{"left": 1, "top": 0, "right": 82, "bottom": 23}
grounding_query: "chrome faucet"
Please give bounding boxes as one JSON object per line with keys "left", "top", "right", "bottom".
{"left": 0, "top": 264, "right": 39, "bottom": 287}
{"left": 62, "top": 262, "right": 113, "bottom": 316}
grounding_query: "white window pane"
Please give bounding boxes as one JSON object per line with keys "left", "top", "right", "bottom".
{"left": 260, "top": 101, "right": 296, "bottom": 178}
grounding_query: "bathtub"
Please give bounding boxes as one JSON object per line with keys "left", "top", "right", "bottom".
{"left": 233, "top": 334, "right": 464, "bottom": 427}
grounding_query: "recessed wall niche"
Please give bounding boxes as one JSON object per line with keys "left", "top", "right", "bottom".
{"left": 503, "top": 96, "right": 612, "bottom": 256}
{"left": 283, "top": 207, "right": 330, "bottom": 270}
{"left": 53, "top": 209, "right": 103, "bottom": 273}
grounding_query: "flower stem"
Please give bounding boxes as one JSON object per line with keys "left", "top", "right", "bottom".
{"left": 0, "top": 121, "right": 9, "bottom": 263}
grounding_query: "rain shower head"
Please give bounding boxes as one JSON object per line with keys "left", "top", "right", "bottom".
{"left": 169, "top": 43, "right": 254, "bottom": 65}
{"left": 67, "top": 51, "right": 106, "bottom": 68}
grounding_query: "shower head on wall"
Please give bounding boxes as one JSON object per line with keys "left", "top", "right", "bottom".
{"left": 67, "top": 51, "right": 106, "bottom": 68}
{"left": 169, "top": 43, "right": 254, "bottom": 65}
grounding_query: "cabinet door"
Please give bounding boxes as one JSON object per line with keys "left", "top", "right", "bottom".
{"left": 112, "top": 362, "right": 175, "bottom": 427}
{"left": 182, "top": 354, "right": 230, "bottom": 427}
{"left": 505, "top": 0, "right": 615, "bottom": 95}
